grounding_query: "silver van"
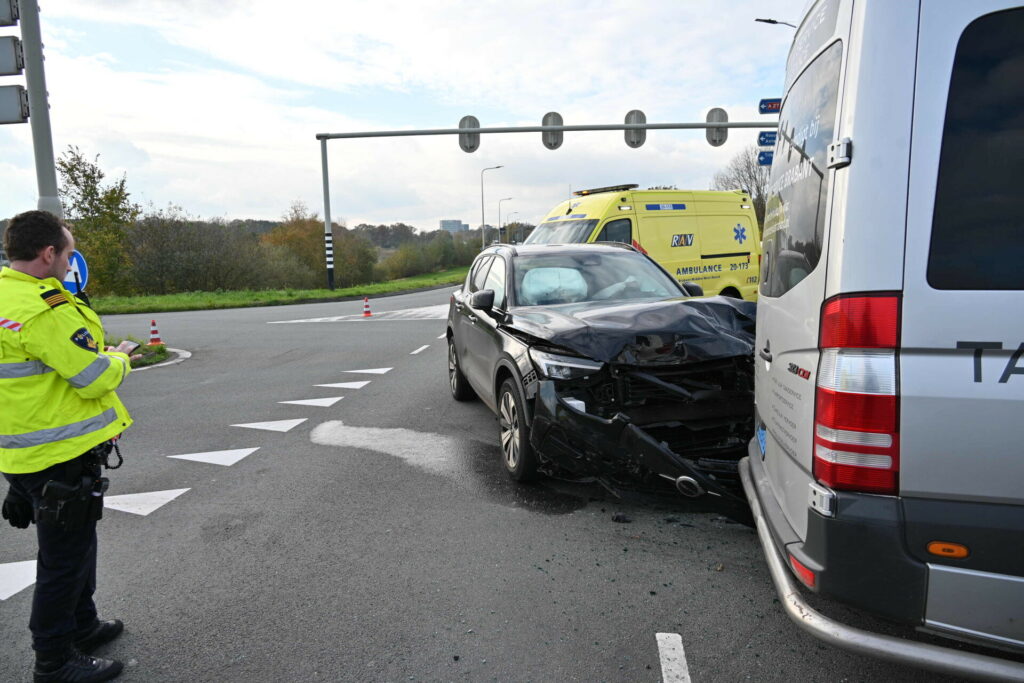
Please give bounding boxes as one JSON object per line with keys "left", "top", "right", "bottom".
{"left": 741, "top": 0, "right": 1024, "bottom": 678}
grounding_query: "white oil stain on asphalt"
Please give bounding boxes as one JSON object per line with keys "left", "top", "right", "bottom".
{"left": 656, "top": 633, "right": 692, "bottom": 683}
{"left": 410, "top": 345, "right": 429, "bottom": 355}
{"left": 105, "top": 489, "right": 190, "bottom": 516}
{"left": 310, "top": 421, "right": 457, "bottom": 476}
{"left": 0, "top": 560, "right": 37, "bottom": 600}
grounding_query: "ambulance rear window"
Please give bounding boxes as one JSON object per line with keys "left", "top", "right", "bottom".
{"left": 523, "top": 219, "right": 598, "bottom": 244}
{"left": 927, "top": 8, "right": 1024, "bottom": 290}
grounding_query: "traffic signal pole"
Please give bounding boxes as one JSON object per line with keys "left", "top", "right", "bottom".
{"left": 315, "top": 115, "right": 778, "bottom": 290}
{"left": 19, "top": 0, "right": 63, "bottom": 218}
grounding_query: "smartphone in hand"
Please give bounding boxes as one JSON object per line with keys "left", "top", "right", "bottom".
{"left": 117, "top": 341, "right": 142, "bottom": 355}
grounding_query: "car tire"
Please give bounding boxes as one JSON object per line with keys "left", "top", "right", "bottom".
{"left": 497, "top": 377, "right": 538, "bottom": 481}
{"left": 448, "top": 337, "right": 475, "bottom": 401}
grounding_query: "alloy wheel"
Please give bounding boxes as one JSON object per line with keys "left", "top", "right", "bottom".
{"left": 499, "top": 390, "right": 519, "bottom": 470}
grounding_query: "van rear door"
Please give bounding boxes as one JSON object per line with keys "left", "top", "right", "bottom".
{"left": 900, "top": 2, "right": 1024, "bottom": 507}
{"left": 900, "top": 2, "right": 1024, "bottom": 648}
{"left": 754, "top": 6, "right": 847, "bottom": 541}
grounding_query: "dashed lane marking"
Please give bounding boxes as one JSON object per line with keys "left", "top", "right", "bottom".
{"left": 231, "top": 418, "right": 307, "bottom": 432}
{"left": 343, "top": 368, "right": 391, "bottom": 375}
{"left": 105, "top": 488, "right": 190, "bottom": 516}
{"left": 267, "top": 304, "right": 449, "bottom": 324}
{"left": 279, "top": 396, "right": 344, "bottom": 407}
{"left": 437, "top": 334, "right": 446, "bottom": 339}
{"left": 0, "top": 560, "right": 36, "bottom": 600}
{"left": 167, "top": 448, "right": 260, "bottom": 466}
{"left": 656, "top": 633, "right": 692, "bottom": 683}
{"left": 410, "top": 345, "right": 429, "bottom": 355}
{"left": 316, "top": 381, "right": 370, "bottom": 389}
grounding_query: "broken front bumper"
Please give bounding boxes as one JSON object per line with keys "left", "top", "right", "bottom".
{"left": 528, "top": 380, "right": 749, "bottom": 511}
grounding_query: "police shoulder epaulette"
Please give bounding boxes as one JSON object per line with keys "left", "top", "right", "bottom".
{"left": 40, "top": 288, "right": 69, "bottom": 309}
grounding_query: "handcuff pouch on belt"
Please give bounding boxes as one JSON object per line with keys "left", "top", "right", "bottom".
{"left": 36, "top": 442, "right": 116, "bottom": 529}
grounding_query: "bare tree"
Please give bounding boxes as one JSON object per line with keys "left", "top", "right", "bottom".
{"left": 710, "top": 144, "right": 770, "bottom": 227}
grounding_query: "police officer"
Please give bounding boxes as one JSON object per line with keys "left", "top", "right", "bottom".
{"left": 1, "top": 210, "right": 136, "bottom": 683}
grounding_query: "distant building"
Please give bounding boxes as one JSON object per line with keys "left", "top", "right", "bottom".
{"left": 440, "top": 219, "right": 470, "bottom": 233}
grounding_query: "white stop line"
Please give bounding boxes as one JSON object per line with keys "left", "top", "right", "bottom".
{"left": 656, "top": 632, "right": 692, "bottom": 683}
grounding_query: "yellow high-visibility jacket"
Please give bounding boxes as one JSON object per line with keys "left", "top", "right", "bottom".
{"left": 0, "top": 267, "right": 133, "bottom": 474}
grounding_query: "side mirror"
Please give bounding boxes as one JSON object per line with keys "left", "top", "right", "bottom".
{"left": 470, "top": 289, "right": 495, "bottom": 311}
{"left": 680, "top": 281, "right": 704, "bottom": 297}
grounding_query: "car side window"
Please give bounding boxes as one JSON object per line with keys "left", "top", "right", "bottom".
{"left": 595, "top": 218, "right": 631, "bottom": 244}
{"left": 484, "top": 255, "right": 507, "bottom": 309}
{"left": 468, "top": 256, "right": 492, "bottom": 293}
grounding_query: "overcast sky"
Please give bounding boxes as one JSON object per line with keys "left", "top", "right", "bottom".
{"left": 1, "top": 0, "right": 807, "bottom": 231}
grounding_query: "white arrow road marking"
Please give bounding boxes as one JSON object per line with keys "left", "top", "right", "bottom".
{"left": 279, "top": 396, "right": 343, "bottom": 408}
{"left": 410, "top": 345, "right": 429, "bottom": 355}
{"left": 268, "top": 304, "right": 449, "bottom": 324}
{"left": 104, "top": 489, "right": 190, "bottom": 516}
{"left": 0, "top": 560, "right": 36, "bottom": 600}
{"left": 231, "top": 418, "right": 307, "bottom": 432}
{"left": 167, "top": 448, "right": 259, "bottom": 466}
{"left": 656, "top": 633, "right": 692, "bottom": 683}
{"left": 316, "top": 381, "right": 370, "bottom": 390}
{"left": 343, "top": 368, "right": 391, "bottom": 375}
{"left": 310, "top": 421, "right": 458, "bottom": 476}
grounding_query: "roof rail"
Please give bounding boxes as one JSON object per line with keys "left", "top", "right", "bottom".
{"left": 573, "top": 184, "right": 639, "bottom": 197}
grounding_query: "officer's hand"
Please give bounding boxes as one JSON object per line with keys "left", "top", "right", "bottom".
{"left": 2, "top": 488, "right": 33, "bottom": 529}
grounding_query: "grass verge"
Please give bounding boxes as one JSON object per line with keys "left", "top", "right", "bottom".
{"left": 92, "top": 267, "right": 470, "bottom": 315}
{"left": 107, "top": 335, "right": 169, "bottom": 368}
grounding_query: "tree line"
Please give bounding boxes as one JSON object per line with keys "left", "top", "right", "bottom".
{"left": 2, "top": 147, "right": 513, "bottom": 296}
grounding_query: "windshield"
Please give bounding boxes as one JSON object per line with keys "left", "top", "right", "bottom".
{"left": 523, "top": 219, "right": 598, "bottom": 244}
{"left": 512, "top": 251, "right": 681, "bottom": 306}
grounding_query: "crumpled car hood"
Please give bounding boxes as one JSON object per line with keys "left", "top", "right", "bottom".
{"left": 507, "top": 296, "right": 756, "bottom": 364}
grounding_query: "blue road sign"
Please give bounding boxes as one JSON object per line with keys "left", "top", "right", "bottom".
{"left": 759, "top": 98, "right": 782, "bottom": 115}
{"left": 758, "top": 151, "right": 774, "bottom": 166}
{"left": 758, "top": 130, "right": 778, "bottom": 147}
{"left": 62, "top": 250, "right": 89, "bottom": 294}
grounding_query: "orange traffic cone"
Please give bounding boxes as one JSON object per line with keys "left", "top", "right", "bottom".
{"left": 362, "top": 297, "right": 372, "bottom": 317}
{"left": 148, "top": 319, "right": 163, "bottom": 346}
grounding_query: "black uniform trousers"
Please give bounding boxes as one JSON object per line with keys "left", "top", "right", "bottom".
{"left": 3, "top": 453, "right": 100, "bottom": 654}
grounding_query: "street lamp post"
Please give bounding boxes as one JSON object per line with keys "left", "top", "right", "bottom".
{"left": 497, "top": 197, "right": 513, "bottom": 243}
{"left": 480, "top": 165, "right": 503, "bottom": 249}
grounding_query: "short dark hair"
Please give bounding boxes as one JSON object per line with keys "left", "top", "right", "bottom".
{"left": 3, "top": 210, "right": 69, "bottom": 261}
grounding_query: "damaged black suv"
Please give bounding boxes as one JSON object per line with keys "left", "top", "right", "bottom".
{"left": 446, "top": 243, "right": 756, "bottom": 514}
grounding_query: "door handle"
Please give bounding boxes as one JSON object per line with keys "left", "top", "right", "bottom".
{"left": 759, "top": 347, "right": 772, "bottom": 362}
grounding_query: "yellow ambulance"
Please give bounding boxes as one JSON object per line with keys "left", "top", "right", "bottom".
{"left": 524, "top": 184, "right": 761, "bottom": 300}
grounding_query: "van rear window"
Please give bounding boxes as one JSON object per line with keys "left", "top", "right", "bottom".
{"left": 927, "top": 8, "right": 1024, "bottom": 291}
{"left": 760, "top": 40, "right": 843, "bottom": 298}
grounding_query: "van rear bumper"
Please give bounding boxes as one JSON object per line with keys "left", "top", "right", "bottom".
{"left": 740, "top": 454, "right": 1024, "bottom": 681}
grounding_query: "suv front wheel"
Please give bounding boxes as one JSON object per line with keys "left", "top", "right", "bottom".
{"left": 498, "top": 377, "right": 538, "bottom": 481}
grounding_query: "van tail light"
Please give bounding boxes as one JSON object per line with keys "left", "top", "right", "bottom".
{"left": 813, "top": 293, "right": 901, "bottom": 495}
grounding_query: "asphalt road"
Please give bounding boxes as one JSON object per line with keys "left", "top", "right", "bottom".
{"left": 0, "top": 288, "right": 985, "bottom": 681}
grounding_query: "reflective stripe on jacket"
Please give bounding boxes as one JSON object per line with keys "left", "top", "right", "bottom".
{"left": 0, "top": 267, "right": 133, "bottom": 474}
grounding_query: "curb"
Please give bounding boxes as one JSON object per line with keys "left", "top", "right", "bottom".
{"left": 132, "top": 347, "right": 191, "bottom": 372}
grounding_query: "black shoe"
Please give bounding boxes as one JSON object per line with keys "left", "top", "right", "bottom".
{"left": 33, "top": 650, "right": 123, "bottom": 682}
{"left": 73, "top": 619, "right": 124, "bottom": 654}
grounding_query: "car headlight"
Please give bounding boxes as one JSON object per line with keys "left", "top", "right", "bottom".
{"left": 529, "top": 349, "right": 604, "bottom": 380}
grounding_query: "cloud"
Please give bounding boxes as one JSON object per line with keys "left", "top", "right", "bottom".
{"left": 0, "top": 0, "right": 805, "bottom": 225}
